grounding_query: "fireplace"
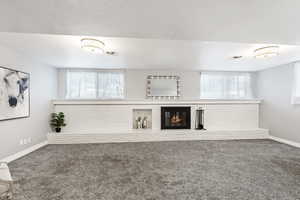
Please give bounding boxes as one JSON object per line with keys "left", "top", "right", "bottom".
{"left": 161, "top": 107, "right": 191, "bottom": 129}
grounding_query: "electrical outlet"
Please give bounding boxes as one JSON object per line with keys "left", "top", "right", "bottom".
{"left": 20, "top": 138, "right": 32, "bottom": 145}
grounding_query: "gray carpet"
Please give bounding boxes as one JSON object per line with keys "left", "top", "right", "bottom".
{"left": 8, "top": 140, "right": 300, "bottom": 200}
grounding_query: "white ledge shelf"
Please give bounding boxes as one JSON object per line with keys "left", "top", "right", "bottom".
{"left": 47, "top": 129, "right": 269, "bottom": 144}
{"left": 52, "top": 99, "right": 261, "bottom": 105}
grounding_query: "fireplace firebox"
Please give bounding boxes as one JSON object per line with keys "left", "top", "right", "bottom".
{"left": 161, "top": 107, "right": 191, "bottom": 129}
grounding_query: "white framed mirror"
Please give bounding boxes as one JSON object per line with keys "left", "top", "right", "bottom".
{"left": 146, "top": 75, "right": 180, "bottom": 99}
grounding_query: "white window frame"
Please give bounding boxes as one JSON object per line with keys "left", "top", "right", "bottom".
{"left": 292, "top": 62, "right": 300, "bottom": 104}
{"left": 65, "top": 69, "right": 126, "bottom": 100}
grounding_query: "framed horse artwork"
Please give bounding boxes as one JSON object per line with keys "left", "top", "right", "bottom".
{"left": 0, "top": 66, "right": 30, "bottom": 121}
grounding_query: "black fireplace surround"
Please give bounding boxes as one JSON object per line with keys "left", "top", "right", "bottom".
{"left": 161, "top": 107, "right": 191, "bottom": 129}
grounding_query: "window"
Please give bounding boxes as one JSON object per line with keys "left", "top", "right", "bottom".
{"left": 200, "top": 72, "right": 253, "bottom": 99}
{"left": 66, "top": 70, "right": 124, "bottom": 99}
{"left": 292, "top": 62, "right": 300, "bottom": 104}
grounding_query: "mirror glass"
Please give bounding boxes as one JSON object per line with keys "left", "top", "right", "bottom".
{"left": 147, "top": 76, "right": 180, "bottom": 98}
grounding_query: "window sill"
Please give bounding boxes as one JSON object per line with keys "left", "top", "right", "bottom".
{"left": 52, "top": 99, "right": 262, "bottom": 105}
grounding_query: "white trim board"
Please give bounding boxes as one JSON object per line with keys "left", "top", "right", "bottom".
{"left": 269, "top": 136, "right": 300, "bottom": 148}
{"left": 53, "top": 99, "right": 261, "bottom": 105}
{"left": 0, "top": 141, "right": 48, "bottom": 163}
{"left": 48, "top": 129, "right": 269, "bottom": 144}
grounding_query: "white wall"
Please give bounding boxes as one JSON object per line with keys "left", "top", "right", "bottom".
{"left": 54, "top": 69, "right": 260, "bottom": 134}
{"left": 257, "top": 63, "right": 300, "bottom": 143}
{"left": 58, "top": 69, "right": 259, "bottom": 100}
{"left": 0, "top": 45, "right": 57, "bottom": 159}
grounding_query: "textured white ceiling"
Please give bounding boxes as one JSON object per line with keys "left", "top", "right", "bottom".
{"left": 0, "top": 32, "right": 299, "bottom": 71}
{"left": 0, "top": 0, "right": 300, "bottom": 45}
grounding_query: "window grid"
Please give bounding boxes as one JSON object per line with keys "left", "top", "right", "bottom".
{"left": 200, "top": 72, "right": 253, "bottom": 99}
{"left": 66, "top": 70, "right": 125, "bottom": 99}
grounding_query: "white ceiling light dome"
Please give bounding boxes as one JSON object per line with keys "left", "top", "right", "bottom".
{"left": 81, "top": 38, "right": 105, "bottom": 54}
{"left": 254, "top": 46, "right": 279, "bottom": 58}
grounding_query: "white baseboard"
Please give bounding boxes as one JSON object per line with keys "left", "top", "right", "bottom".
{"left": 48, "top": 129, "right": 269, "bottom": 144}
{"left": 269, "top": 136, "right": 300, "bottom": 148}
{"left": 0, "top": 141, "right": 48, "bottom": 163}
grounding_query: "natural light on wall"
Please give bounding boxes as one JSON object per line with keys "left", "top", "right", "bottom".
{"left": 200, "top": 72, "right": 253, "bottom": 99}
{"left": 292, "top": 62, "right": 300, "bottom": 104}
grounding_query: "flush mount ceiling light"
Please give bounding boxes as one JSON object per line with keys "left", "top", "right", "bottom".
{"left": 232, "top": 55, "right": 243, "bottom": 60}
{"left": 81, "top": 38, "right": 105, "bottom": 54}
{"left": 254, "top": 46, "right": 279, "bottom": 59}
